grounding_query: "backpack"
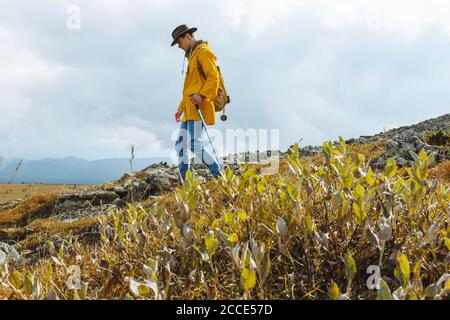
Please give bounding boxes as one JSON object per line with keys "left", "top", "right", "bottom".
{"left": 197, "top": 56, "right": 230, "bottom": 112}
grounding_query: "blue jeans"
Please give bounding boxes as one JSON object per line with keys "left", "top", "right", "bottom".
{"left": 175, "top": 120, "right": 221, "bottom": 182}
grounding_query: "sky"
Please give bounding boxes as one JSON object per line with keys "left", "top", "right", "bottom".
{"left": 0, "top": 0, "right": 449, "bottom": 163}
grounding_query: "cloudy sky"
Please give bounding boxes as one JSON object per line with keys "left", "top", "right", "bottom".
{"left": 1, "top": 0, "right": 449, "bottom": 162}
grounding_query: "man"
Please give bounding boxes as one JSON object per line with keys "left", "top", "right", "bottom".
{"left": 171, "top": 24, "right": 223, "bottom": 183}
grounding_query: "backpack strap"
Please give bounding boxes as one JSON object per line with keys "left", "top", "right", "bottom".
{"left": 197, "top": 56, "right": 224, "bottom": 80}
{"left": 197, "top": 56, "right": 206, "bottom": 80}
{"left": 196, "top": 50, "right": 230, "bottom": 105}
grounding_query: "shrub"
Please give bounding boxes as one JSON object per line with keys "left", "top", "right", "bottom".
{"left": 1, "top": 138, "right": 449, "bottom": 300}
{"left": 423, "top": 130, "right": 450, "bottom": 147}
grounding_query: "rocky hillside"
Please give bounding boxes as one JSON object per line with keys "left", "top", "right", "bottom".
{"left": 1, "top": 114, "right": 448, "bottom": 242}
{"left": 291, "top": 113, "right": 449, "bottom": 167}
{"left": 0, "top": 114, "right": 449, "bottom": 300}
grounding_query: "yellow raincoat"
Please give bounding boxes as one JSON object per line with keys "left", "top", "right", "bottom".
{"left": 177, "top": 41, "right": 220, "bottom": 126}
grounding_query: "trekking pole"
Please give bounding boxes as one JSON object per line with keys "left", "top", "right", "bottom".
{"left": 195, "top": 104, "right": 223, "bottom": 170}
{"left": 190, "top": 96, "right": 223, "bottom": 173}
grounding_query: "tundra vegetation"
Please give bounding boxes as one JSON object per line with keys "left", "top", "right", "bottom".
{"left": 0, "top": 138, "right": 449, "bottom": 300}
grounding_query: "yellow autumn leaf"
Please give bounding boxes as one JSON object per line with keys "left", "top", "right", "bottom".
{"left": 229, "top": 233, "right": 238, "bottom": 243}
{"left": 328, "top": 281, "right": 341, "bottom": 300}
{"left": 241, "top": 267, "right": 256, "bottom": 292}
{"left": 205, "top": 231, "right": 218, "bottom": 257}
{"left": 444, "top": 237, "right": 450, "bottom": 251}
{"left": 238, "top": 210, "right": 247, "bottom": 222}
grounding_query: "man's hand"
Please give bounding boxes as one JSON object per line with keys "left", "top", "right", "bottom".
{"left": 175, "top": 110, "right": 183, "bottom": 122}
{"left": 189, "top": 94, "right": 203, "bottom": 105}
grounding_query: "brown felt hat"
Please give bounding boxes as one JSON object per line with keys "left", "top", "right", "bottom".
{"left": 171, "top": 24, "right": 197, "bottom": 46}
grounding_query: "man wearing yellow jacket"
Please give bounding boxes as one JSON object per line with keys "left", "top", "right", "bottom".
{"left": 171, "top": 24, "right": 223, "bottom": 182}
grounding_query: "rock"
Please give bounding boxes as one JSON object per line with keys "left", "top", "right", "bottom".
{"left": 52, "top": 190, "right": 120, "bottom": 220}
{"left": 124, "top": 178, "right": 149, "bottom": 202}
{"left": 112, "top": 198, "right": 126, "bottom": 208}
{"left": 107, "top": 175, "right": 152, "bottom": 202}
{"left": 192, "top": 164, "right": 213, "bottom": 179}
{"left": 351, "top": 116, "right": 450, "bottom": 168}
{"left": 380, "top": 128, "right": 448, "bottom": 167}
{"left": 56, "top": 199, "right": 90, "bottom": 211}
{"left": 401, "top": 142, "right": 416, "bottom": 156}
{"left": 396, "top": 157, "right": 409, "bottom": 167}
{"left": 0, "top": 199, "right": 24, "bottom": 210}
{"left": 79, "top": 232, "right": 101, "bottom": 243}
{"left": 0, "top": 242, "right": 21, "bottom": 264}
{"left": 56, "top": 204, "right": 118, "bottom": 222}
{"left": 141, "top": 163, "right": 180, "bottom": 194}
{"left": 373, "top": 156, "right": 386, "bottom": 169}
{"left": 284, "top": 144, "right": 321, "bottom": 158}
{"left": 112, "top": 184, "right": 128, "bottom": 198}
{"left": 0, "top": 231, "right": 9, "bottom": 242}
{"left": 57, "top": 190, "right": 120, "bottom": 206}
{"left": 386, "top": 140, "right": 399, "bottom": 151}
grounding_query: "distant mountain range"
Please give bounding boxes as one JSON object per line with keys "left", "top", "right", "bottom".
{"left": 0, "top": 156, "right": 172, "bottom": 184}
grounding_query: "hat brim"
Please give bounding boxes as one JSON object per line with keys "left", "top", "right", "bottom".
{"left": 171, "top": 27, "right": 197, "bottom": 46}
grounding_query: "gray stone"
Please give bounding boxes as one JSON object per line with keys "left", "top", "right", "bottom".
{"left": 58, "top": 190, "right": 119, "bottom": 206}
{"left": 56, "top": 203, "right": 118, "bottom": 222}
{"left": 142, "top": 164, "right": 180, "bottom": 193}
{"left": 52, "top": 190, "right": 120, "bottom": 220}
{"left": 386, "top": 140, "right": 399, "bottom": 151}
{"left": 396, "top": 157, "right": 409, "bottom": 167}
{"left": 0, "top": 242, "right": 21, "bottom": 264}
{"left": 125, "top": 178, "right": 149, "bottom": 202}
{"left": 112, "top": 185, "right": 128, "bottom": 198}
{"left": 79, "top": 232, "right": 101, "bottom": 243}
{"left": 112, "top": 198, "right": 126, "bottom": 208}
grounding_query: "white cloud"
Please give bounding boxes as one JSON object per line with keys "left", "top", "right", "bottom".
{"left": 0, "top": 0, "right": 449, "bottom": 161}
{"left": 97, "top": 125, "right": 168, "bottom": 157}
{"left": 220, "top": 0, "right": 297, "bottom": 37}
{"left": 0, "top": 27, "right": 67, "bottom": 90}
{"left": 220, "top": 0, "right": 450, "bottom": 39}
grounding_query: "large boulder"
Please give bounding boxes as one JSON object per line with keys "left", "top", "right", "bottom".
{"left": 141, "top": 162, "right": 180, "bottom": 194}
{"left": 56, "top": 204, "right": 120, "bottom": 222}
{"left": 52, "top": 190, "right": 120, "bottom": 221}
{"left": 57, "top": 190, "right": 119, "bottom": 207}
{"left": 107, "top": 163, "right": 178, "bottom": 201}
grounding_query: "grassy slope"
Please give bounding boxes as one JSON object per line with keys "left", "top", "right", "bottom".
{"left": 0, "top": 141, "right": 449, "bottom": 300}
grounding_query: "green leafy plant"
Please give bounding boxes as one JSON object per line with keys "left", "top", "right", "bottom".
{"left": 1, "top": 140, "right": 449, "bottom": 300}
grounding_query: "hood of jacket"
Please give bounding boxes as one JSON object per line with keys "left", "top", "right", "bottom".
{"left": 185, "top": 40, "right": 209, "bottom": 58}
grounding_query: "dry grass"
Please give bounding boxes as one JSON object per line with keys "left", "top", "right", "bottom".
{"left": 0, "top": 209, "right": 102, "bottom": 254}
{"left": 429, "top": 160, "right": 450, "bottom": 183}
{"left": 19, "top": 216, "right": 101, "bottom": 251}
{"left": 0, "top": 184, "right": 87, "bottom": 203}
{"left": 0, "top": 285, "right": 13, "bottom": 299}
{"left": 0, "top": 194, "right": 58, "bottom": 228}
{"left": 347, "top": 141, "right": 387, "bottom": 163}
{"left": 295, "top": 140, "right": 386, "bottom": 168}
{"left": 1, "top": 140, "right": 449, "bottom": 300}
{"left": 2, "top": 141, "right": 448, "bottom": 300}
